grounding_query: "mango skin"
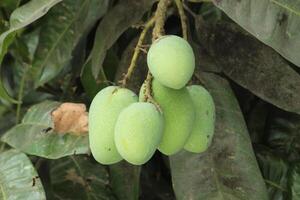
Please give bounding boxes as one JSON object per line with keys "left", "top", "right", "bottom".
{"left": 139, "top": 80, "right": 195, "bottom": 155}
{"left": 89, "top": 86, "right": 138, "bottom": 165}
{"left": 114, "top": 102, "right": 163, "bottom": 165}
{"left": 184, "top": 85, "right": 215, "bottom": 153}
{"left": 147, "top": 35, "right": 195, "bottom": 89}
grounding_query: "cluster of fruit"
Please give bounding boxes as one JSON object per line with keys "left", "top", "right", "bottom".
{"left": 89, "top": 35, "right": 215, "bottom": 165}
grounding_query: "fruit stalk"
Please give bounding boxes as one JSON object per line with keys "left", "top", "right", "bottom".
{"left": 152, "top": 0, "right": 170, "bottom": 40}
{"left": 174, "top": 0, "right": 188, "bottom": 40}
{"left": 120, "top": 17, "right": 155, "bottom": 87}
{"left": 144, "top": 0, "right": 170, "bottom": 111}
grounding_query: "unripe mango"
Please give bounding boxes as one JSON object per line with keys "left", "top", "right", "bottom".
{"left": 89, "top": 86, "right": 138, "bottom": 165}
{"left": 139, "top": 80, "right": 195, "bottom": 155}
{"left": 184, "top": 85, "right": 215, "bottom": 153}
{"left": 114, "top": 102, "right": 163, "bottom": 165}
{"left": 147, "top": 35, "right": 195, "bottom": 89}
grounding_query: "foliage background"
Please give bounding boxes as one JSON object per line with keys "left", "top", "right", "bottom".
{"left": 0, "top": 0, "right": 299, "bottom": 199}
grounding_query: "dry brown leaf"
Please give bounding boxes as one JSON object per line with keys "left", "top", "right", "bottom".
{"left": 51, "top": 103, "right": 88, "bottom": 135}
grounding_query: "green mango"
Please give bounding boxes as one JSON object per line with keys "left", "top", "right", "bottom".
{"left": 184, "top": 85, "right": 215, "bottom": 153}
{"left": 89, "top": 86, "right": 137, "bottom": 164}
{"left": 114, "top": 102, "right": 163, "bottom": 165}
{"left": 140, "top": 80, "right": 195, "bottom": 155}
{"left": 147, "top": 35, "right": 195, "bottom": 89}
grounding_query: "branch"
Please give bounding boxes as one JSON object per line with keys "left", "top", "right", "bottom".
{"left": 174, "top": 0, "right": 188, "bottom": 40}
{"left": 152, "top": 0, "right": 171, "bottom": 40}
{"left": 120, "top": 17, "right": 155, "bottom": 87}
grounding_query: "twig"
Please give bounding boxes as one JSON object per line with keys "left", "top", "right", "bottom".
{"left": 144, "top": 73, "right": 162, "bottom": 113}
{"left": 143, "top": 0, "right": 170, "bottom": 112}
{"left": 120, "top": 17, "right": 155, "bottom": 87}
{"left": 152, "top": 0, "right": 171, "bottom": 40}
{"left": 174, "top": 0, "right": 188, "bottom": 40}
{"left": 182, "top": 3, "right": 197, "bottom": 18}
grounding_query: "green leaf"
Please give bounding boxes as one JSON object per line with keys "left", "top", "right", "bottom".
{"left": 256, "top": 146, "right": 289, "bottom": 200}
{"left": 170, "top": 72, "right": 268, "bottom": 200}
{"left": 50, "top": 155, "right": 115, "bottom": 200}
{"left": 1, "top": 101, "right": 89, "bottom": 159}
{"left": 0, "top": 0, "right": 20, "bottom": 14}
{"left": 266, "top": 109, "right": 300, "bottom": 161}
{"left": 0, "top": 149, "right": 46, "bottom": 200}
{"left": 0, "top": 0, "right": 62, "bottom": 103}
{"left": 31, "top": 0, "right": 109, "bottom": 87}
{"left": 87, "top": 0, "right": 156, "bottom": 79}
{"left": 81, "top": 58, "right": 108, "bottom": 100}
{"left": 289, "top": 162, "right": 300, "bottom": 199}
{"left": 197, "top": 22, "right": 300, "bottom": 114}
{"left": 213, "top": 0, "right": 300, "bottom": 67}
{"left": 109, "top": 161, "right": 141, "bottom": 200}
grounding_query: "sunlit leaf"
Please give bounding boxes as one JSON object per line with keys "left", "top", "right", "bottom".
{"left": 0, "top": 149, "right": 46, "bottom": 200}
{"left": 1, "top": 101, "right": 89, "bottom": 159}
{"left": 213, "top": 0, "right": 300, "bottom": 67}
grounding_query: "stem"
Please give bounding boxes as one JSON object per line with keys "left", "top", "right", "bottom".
{"left": 16, "top": 65, "right": 27, "bottom": 124}
{"left": 152, "top": 0, "right": 170, "bottom": 40}
{"left": 120, "top": 17, "right": 155, "bottom": 87}
{"left": 143, "top": 0, "right": 170, "bottom": 112}
{"left": 182, "top": 3, "right": 197, "bottom": 18}
{"left": 264, "top": 179, "right": 288, "bottom": 192}
{"left": 174, "top": 0, "right": 188, "bottom": 40}
{"left": 144, "top": 72, "right": 162, "bottom": 113}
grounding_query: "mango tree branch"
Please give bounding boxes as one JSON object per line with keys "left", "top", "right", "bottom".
{"left": 174, "top": 0, "right": 188, "bottom": 40}
{"left": 152, "top": 0, "right": 171, "bottom": 40}
{"left": 120, "top": 17, "right": 155, "bottom": 87}
{"left": 144, "top": 0, "right": 170, "bottom": 112}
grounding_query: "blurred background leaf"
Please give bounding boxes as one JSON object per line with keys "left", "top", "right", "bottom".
{"left": 84, "top": 0, "right": 156, "bottom": 79}
{"left": 31, "top": 0, "right": 109, "bottom": 87}
{"left": 109, "top": 161, "right": 141, "bottom": 200}
{"left": 0, "top": 0, "right": 62, "bottom": 103}
{"left": 256, "top": 146, "right": 289, "bottom": 200}
{"left": 49, "top": 155, "right": 115, "bottom": 200}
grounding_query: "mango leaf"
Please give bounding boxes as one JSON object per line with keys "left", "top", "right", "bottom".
{"left": 31, "top": 0, "right": 109, "bottom": 87}
{"left": 1, "top": 101, "right": 89, "bottom": 159}
{"left": 256, "top": 146, "right": 289, "bottom": 200}
{"left": 109, "top": 161, "right": 141, "bottom": 200}
{"left": 213, "top": 0, "right": 300, "bottom": 67}
{"left": 289, "top": 162, "right": 300, "bottom": 199}
{"left": 0, "top": 149, "right": 46, "bottom": 200}
{"left": 197, "top": 21, "right": 300, "bottom": 115}
{"left": 0, "top": 0, "right": 20, "bottom": 14}
{"left": 265, "top": 109, "right": 300, "bottom": 161}
{"left": 86, "top": 0, "right": 156, "bottom": 78}
{"left": 0, "top": 0, "right": 62, "bottom": 103}
{"left": 170, "top": 72, "right": 268, "bottom": 200}
{"left": 50, "top": 155, "right": 115, "bottom": 200}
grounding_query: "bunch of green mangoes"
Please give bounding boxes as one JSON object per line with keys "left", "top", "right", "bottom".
{"left": 89, "top": 35, "right": 216, "bottom": 165}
